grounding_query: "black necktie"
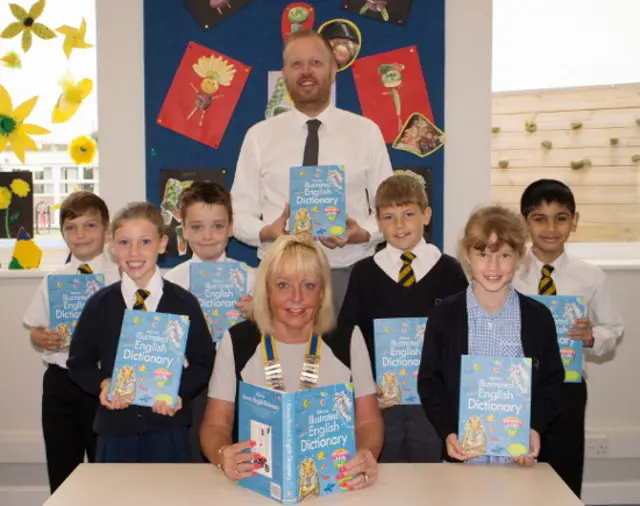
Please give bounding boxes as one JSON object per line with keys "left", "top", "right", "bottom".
{"left": 302, "top": 119, "right": 321, "bottom": 166}
{"left": 133, "top": 289, "right": 150, "bottom": 311}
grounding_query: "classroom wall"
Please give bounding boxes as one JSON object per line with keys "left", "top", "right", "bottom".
{"left": 0, "top": 1, "right": 638, "bottom": 506}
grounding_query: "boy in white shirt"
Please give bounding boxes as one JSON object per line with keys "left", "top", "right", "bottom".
{"left": 163, "top": 181, "right": 255, "bottom": 461}
{"left": 23, "top": 191, "right": 120, "bottom": 493}
{"left": 513, "top": 179, "right": 624, "bottom": 498}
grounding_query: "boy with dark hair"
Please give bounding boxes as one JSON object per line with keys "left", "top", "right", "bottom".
{"left": 339, "top": 173, "right": 468, "bottom": 462}
{"left": 513, "top": 178, "right": 624, "bottom": 498}
{"left": 23, "top": 191, "right": 120, "bottom": 493}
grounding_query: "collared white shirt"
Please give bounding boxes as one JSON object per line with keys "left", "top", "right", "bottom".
{"left": 121, "top": 268, "right": 164, "bottom": 313}
{"left": 513, "top": 248, "right": 624, "bottom": 359}
{"left": 163, "top": 252, "right": 256, "bottom": 294}
{"left": 373, "top": 238, "right": 443, "bottom": 283}
{"left": 23, "top": 254, "right": 121, "bottom": 369}
{"left": 231, "top": 104, "right": 393, "bottom": 268}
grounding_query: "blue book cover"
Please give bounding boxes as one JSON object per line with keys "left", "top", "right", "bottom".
{"left": 458, "top": 355, "right": 532, "bottom": 459}
{"left": 529, "top": 295, "right": 585, "bottom": 383}
{"left": 109, "top": 309, "right": 190, "bottom": 409}
{"left": 373, "top": 317, "right": 427, "bottom": 405}
{"left": 289, "top": 165, "right": 346, "bottom": 239}
{"left": 189, "top": 261, "right": 248, "bottom": 343}
{"left": 239, "top": 382, "right": 356, "bottom": 504}
{"left": 48, "top": 273, "right": 105, "bottom": 349}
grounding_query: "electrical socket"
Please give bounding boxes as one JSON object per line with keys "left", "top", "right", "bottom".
{"left": 585, "top": 433, "right": 609, "bottom": 458}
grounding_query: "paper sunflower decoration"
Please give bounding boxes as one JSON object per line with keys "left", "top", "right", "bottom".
{"left": 56, "top": 17, "right": 93, "bottom": 59}
{"left": 0, "top": 84, "right": 51, "bottom": 163}
{"left": 69, "top": 135, "right": 97, "bottom": 165}
{"left": 0, "top": 0, "right": 56, "bottom": 53}
{"left": 0, "top": 51, "right": 22, "bottom": 69}
{"left": 51, "top": 71, "right": 93, "bottom": 124}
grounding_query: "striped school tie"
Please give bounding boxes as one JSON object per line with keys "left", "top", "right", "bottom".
{"left": 398, "top": 252, "right": 416, "bottom": 287}
{"left": 133, "top": 289, "right": 150, "bottom": 311}
{"left": 78, "top": 263, "right": 93, "bottom": 274}
{"left": 538, "top": 264, "right": 557, "bottom": 295}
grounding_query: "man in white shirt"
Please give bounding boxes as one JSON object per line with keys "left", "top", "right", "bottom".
{"left": 230, "top": 29, "right": 393, "bottom": 311}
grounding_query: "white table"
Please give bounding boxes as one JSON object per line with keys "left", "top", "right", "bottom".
{"left": 43, "top": 463, "right": 583, "bottom": 506}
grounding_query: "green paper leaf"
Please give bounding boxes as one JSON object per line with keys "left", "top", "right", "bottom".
{"left": 9, "top": 4, "right": 28, "bottom": 22}
{"left": 32, "top": 22, "right": 55, "bottom": 40}
{"left": 28, "top": 0, "right": 45, "bottom": 20}
{"left": 1, "top": 22, "right": 24, "bottom": 38}
{"left": 8, "top": 257, "right": 23, "bottom": 270}
{"left": 8, "top": 210, "right": 20, "bottom": 223}
{"left": 21, "top": 27, "right": 32, "bottom": 52}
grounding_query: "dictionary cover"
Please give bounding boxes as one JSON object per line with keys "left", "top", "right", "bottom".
{"left": 109, "top": 309, "right": 190, "bottom": 409}
{"left": 289, "top": 165, "right": 346, "bottom": 239}
{"left": 458, "top": 355, "right": 532, "bottom": 459}
{"left": 190, "top": 261, "right": 248, "bottom": 343}
{"left": 529, "top": 295, "right": 585, "bottom": 383}
{"left": 238, "top": 382, "right": 356, "bottom": 504}
{"left": 48, "top": 274, "right": 105, "bottom": 349}
{"left": 374, "top": 317, "right": 427, "bottom": 405}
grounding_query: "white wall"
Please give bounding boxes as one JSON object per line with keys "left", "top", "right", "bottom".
{"left": 1, "top": 1, "right": 639, "bottom": 506}
{"left": 493, "top": 0, "right": 640, "bottom": 91}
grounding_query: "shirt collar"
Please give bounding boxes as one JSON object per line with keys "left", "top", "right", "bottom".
{"left": 466, "top": 282, "right": 518, "bottom": 316}
{"left": 191, "top": 252, "right": 226, "bottom": 263}
{"left": 121, "top": 267, "right": 163, "bottom": 300}
{"left": 69, "top": 253, "right": 107, "bottom": 273}
{"left": 291, "top": 103, "right": 335, "bottom": 130}
{"left": 527, "top": 246, "right": 568, "bottom": 272}
{"left": 383, "top": 237, "right": 433, "bottom": 260}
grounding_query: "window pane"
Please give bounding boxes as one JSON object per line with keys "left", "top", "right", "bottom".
{"left": 61, "top": 167, "right": 79, "bottom": 180}
{"left": 83, "top": 167, "right": 96, "bottom": 180}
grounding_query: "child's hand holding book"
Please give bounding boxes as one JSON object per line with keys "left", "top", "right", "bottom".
{"left": 99, "top": 379, "right": 131, "bottom": 410}
{"left": 152, "top": 396, "right": 183, "bottom": 417}
{"left": 236, "top": 295, "right": 252, "bottom": 319}
{"left": 511, "top": 429, "right": 540, "bottom": 466}
{"left": 30, "top": 327, "right": 62, "bottom": 351}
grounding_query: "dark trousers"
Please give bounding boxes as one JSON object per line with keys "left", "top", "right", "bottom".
{"left": 96, "top": 427, "right": 191, "bottom": 463}
{"left": 42, "top": 364, "right": 98, "bottom": 493}
{"left": 188, "top": 389, "right": 208, "bottom": 462}
{"left": 379, "top": 405, "right": 442, "bottom": 463}
{"left": 539, "top": 380, "right": 587, "bottom": 498}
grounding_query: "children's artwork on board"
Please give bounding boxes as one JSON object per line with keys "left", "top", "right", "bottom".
{"left": 393, "top": 113, "right": 445, "bottom": 158}
{"left": 352, "top": 46, "right": 433, "bottom": 143}
{"left": 281, "top": 3, "right": 315, "bottom": 40}
{"left": 183, "top": 0, "right": 255, "bottom": 30}
{"left": 9, "top": 226, "right": 42, "bottom": 269}
{"left": 265, "top": 70, "right": 335, "bottom": 119}
{"left": 159, "top": 169, "right": 226, "bottom": 259}
{"left": 156, "top": 42, "right": 251, "bottom": 149}
{"left": 317, "top": 18, "right": 361, "bottom": 72}
{"left": 342, "top": 0, "right": 414, "bottom": 25}
{"left": 0, "top": 171, "right": 33, "bottom": 239}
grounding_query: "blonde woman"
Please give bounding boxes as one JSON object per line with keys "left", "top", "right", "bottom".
{"left": 200, "top": 235, "right": 382, "bottom": 490}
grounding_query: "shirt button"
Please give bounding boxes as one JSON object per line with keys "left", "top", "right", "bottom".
{"left": 487, "top": 322, "right": 493, "bottom": 330}
{"left": 137, "top": 413, "right": 142, "bottom": 418}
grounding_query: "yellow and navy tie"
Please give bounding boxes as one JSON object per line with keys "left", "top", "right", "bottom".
{"left": 538, "top": 264, "right": 557, "bottom": 295}
{"left": 398, "top": 252, "right": 416, "bottom": 287}
{"left": 133, "top": 289, "right": 150, "bottom": 311}
{"left": 78, "top": 263, "right": 93, "bottom": 274}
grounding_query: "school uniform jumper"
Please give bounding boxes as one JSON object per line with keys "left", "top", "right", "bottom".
{"left": 22, "top": 254, "right": 120, "bottom": 493}
{"left": 67, "top": 271, "right": 215, "bottom": 463}
{"left": 418, "top": 288, "right": 565, "bottom": 463}
{"left": 338, "top": 240, "right": 469, "bottom": 462}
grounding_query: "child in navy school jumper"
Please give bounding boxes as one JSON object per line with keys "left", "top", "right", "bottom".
{"left": 338, "top": 173, "right": 468, "bottom": 462}
{"left": 418, "top": 205, "right": 564, "bottom": 465}
{"left": 513, "top": 179, "right": 624, "bottom": 498}
{"left": 164, "top": 182, "right": 255, "bottom": 461}
{"left": 68, "top": 202, "right": 215, "bottom": 463}
{"left": 23, "top": 191, "right": 120, "bottom": 493}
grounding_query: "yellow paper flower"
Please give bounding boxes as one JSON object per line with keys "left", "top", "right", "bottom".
{"left": 0, "top": 187, "right": 12, "bottom": 210}
{"left": 51, "top": 71, "right": 93, "bottom": 123}
{"left": 0, "top": 51, "right": 21, "bottom": 69}
{"left": 192, "top": 55, "right": 236, "bottom": 93}
{"left": 56, "top": 17, "right": 93, "bottom": 59}
{"left": 0, "top": 84, "right": 51, "bottom": 163}
{"left": 0, "top": 0, "right": 56, "bottom": 53}
{"left": 10, "top": 178, "right": 30, "bottom": 197}
{"left": 69, "top": 135, "right": 97, "bottom": 164}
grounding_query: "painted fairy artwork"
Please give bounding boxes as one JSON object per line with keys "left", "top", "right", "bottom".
{"left": 183, "top": 0, "right": 255, "bottom": 30}
{"left": 0, "top": 171, "right": 34, "bottom": 238}
{"left": 342, "top": 0, "right": 414, "bottom": 25}
{"left": 393, "top": 113, "right": 445, "bottom": 158}
{"left": 352, "top": 46, "right": 433, "bottom": 143}
{"left": 156, "top": 42, "right": 251, "bottom": 149}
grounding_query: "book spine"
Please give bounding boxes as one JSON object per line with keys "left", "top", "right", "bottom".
{"left": 282, "top": 393, "right": 296, "bottom": 503}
